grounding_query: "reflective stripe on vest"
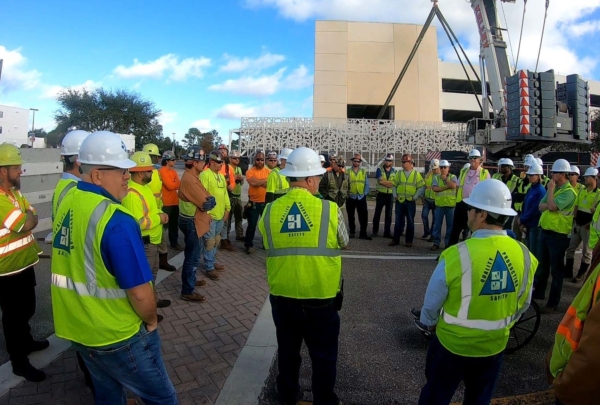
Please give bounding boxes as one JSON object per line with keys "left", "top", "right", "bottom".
{"left": 52, "top": 180, "right": 77, "bottom": 221}
{"left": 0, "top": 234, "right": 35, "bottom": 257}
{"left": 395, "top": 170, "right": 419, "bottom": 202}
{"left": 424, "top": 172, "right": 435, "bottom": 200}
{"left": 539, "top": 184, "right": 576, "bottom": 234}
{"left": 127, "top": 188, "right": 153, "bottom": 230}
{"left": 57, "top": 182, "right": 76, "bottom": 210}
{"left": 434, "top": 174, "right": 457, "bottom": 208}
{"left": 349, "top": 169, "right": 366, "bottom": 195}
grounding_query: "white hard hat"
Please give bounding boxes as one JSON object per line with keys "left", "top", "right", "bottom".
{"left": 523, "top": 155, "right": 535, "bottom": 167}
{"left": 430, "top": 159, "right": 440, "bottom": 169}
{"left": 551, "top": 159, "right": 571, "bottom": 173}
{"left": 385, "top": 153, "right": 394, "bottom": 161}
{"left": 278, "top": 148, "right": 293, "bottom": 160}
{"left": 78, "top": 131, "right": 136, "bottom": 169}
{"left": 280, "top": 147, "right": 326, "bottom": 177}
{"left": 468, "top": 149, "right": 481, "bottom": 158}
{"left": 463, "top": 179, "right": 517, "bottom": 217}
{"left": 526, "top": 162, "right": 544, "bottom": 175}
{"left": 535, "top": 158, "right": 543, "bottom": 166}
{"left": 439, "top": 160, "right": 450, "bottom": 167}
{"left": 463, "top": 163, "right": 471, "bottom": 170}
{"left": 570, "top": 165, "right": 580, "bottom": 175}
{"left": 319, "top": 154, "right": 325, "bottom": 162}
{"left": 499, "top": 158, "right": 514, "bottom": 168}
{"left": 60, "top": 130, "right": 90, "bottom": 156}
{"left": 584, "top": 167, "right": 599, "bottom": 177}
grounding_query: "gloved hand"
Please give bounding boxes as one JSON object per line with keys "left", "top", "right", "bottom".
{"left": 202, "top": 196, "right": 216, "bottom": 211}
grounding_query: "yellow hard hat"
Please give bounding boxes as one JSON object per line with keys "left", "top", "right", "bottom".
{"left": 142, "top": 143, "right": 160, "bottom": 156}
{"left": 129, "top": 152, "right": 154, "bottom": 172}
{"left": 0, "top": 143, "right": 25, "bottom": 166}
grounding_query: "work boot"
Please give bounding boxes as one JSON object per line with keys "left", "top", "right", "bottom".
{"left": 430, "top": 244, "right": 439, "bottom": 251}
{"left": 564, "top": 257, "right": 575, "bottom": 279}
{"left": 220, "top": 240, "right": 235, "bottom": 251}
{"left": 205, "top": 271, "right": 220, "bottom": 281}
{"left": 181, "top": 292, "right": 207, "bottom": 303}
{"left": 574, "top": 262, "right": 590, "bottom": 282}
{"left": 157, "top": 299, "right": 171, "bottom": 308}
{"left": 195, "top": 280, "right": 207, "bottom": 287}
{"left": 159, "top": 253, "right": 176, "bottom": 272}
{"left": 214, "top": 263, "right": 226, "bottom": 271}
{"left": 26, "top": 339, "right": 50, "bottom": 355}
{"left": 13, "top": 362, "right": 46, "bottom": 382}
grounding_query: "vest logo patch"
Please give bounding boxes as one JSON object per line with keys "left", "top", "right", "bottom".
{"left": 280, "top": 202, "right": 312, "bottom": 234}
{"left": 53, "top": 209, "right": 73, "bottom": 254}
{"left": 479, "top": 251, "right": 516, "bottom": 296}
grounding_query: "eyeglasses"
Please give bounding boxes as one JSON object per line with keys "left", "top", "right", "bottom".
{"left": 352, "top": 160, "right": 361, "bottom": 163}
{"left": 97, "top": 168, "right": 128, "bottom": 175}
{"left": 401, "top": 161, "right": 412, "bottom": 164}
{"left": 468, "top": 157, "right": 479, "bottom": 160}
{"left": 255, "top": 158, "right": 265, "bottom": 161}
{"left": 569, "top": 173, "right": 578, "bottom": 176}
{"left": 211, "top": 160, "right": 223, "bottom": 165}
{"left": 267, "top": 159, "right": 278, "bottom": 162}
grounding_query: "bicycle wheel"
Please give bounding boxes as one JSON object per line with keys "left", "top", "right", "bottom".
{"left": 505, "top": 300, "right": 541, "bottom": 354}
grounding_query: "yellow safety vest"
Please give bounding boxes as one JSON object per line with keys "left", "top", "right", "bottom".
{"left": 348, "top": 168, "right": 367, "bottom": 195}
{"left": 492, "top": 173, "right": 519, "bottom": 193}
{"left": 376, "top": 166, "right": 395, "bottom": 194}
{"left": 51, "top": 188, "right": 143, "bottom": 347}
{"left": 258, "top": 188, "right": 342, "bottom": 299}
{"left": 539, "top": 184, "right": 576, "bottom": 235}
{"left": 52, "top": 178, "right": 77, "bottom": 221}
{"left": 232, "top": 166, "right": 243, "bottom": 196}
{"left": 147, "top": 169, "right": 163, "bottom": 209}
{"left": 456, "top": 167, "right": 490, "bottom": 203}
{"left": 267, "top": 167, "right": 290, "bottom": 196}
{"left": 437, "top": 235, "right": 537, "bottom": 357}
{"left": 576, "top": 187, "right": 599, "bottom": 214}
{"left": 434, "top": 174, "right": 458, "bottom": 208}
{"left": 200, "top": 169, "right": 230, "bottom": 220}
{"left": 424, "top": 172, "right": 436, "bottom": 200}
{"left": 394, "top": 170, "right": 425, "bottom": 203}
{"left": 589, "top": 208, "right": 600, "bottom": 250}
{"left": 122, "top": 180, "right": 163, "bottom": 244}
{"left": 574, "top": 183, "right": 586, "bottom": 195}
{"left": 0, "top": 189, "right": 42, "bottom": 275}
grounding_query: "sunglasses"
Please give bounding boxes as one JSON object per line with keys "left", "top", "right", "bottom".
{"left": 569, "top": 173, "right": 578, "bottom": 176}
{"left": 468, "top": 157, "right": 479, "bottom": 160}
{"left": 211, "top": 160, "right": 223, "bottom": 164}
{"left": 255, "top": 158, "right": 265, "bottom": 161}
{"left": 97, "top": 168, "right": 128, "bottom": 175}
{"left": 267, "top": 159, "right": 278, "bottom": 162}
{"left": 352, "top": 160, "right": 361, "bottom": 163}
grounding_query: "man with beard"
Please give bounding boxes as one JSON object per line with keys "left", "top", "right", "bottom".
{"left": 372, "top": 153, "right": 396, "bottom": 238}
{"left": 245, "top": 151, "right": 271, "bottom": 254}
{"left": 215, "top": 144, "right": 236, "bottom": 251}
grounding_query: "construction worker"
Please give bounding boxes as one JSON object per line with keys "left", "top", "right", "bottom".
{"left": 346, "top": 153, "right": 371, "bottom": 240}
{"left": 447, "top": 149, "right": 490, "bottom": 247}
{"left": 536, "top": 158, "right": 550, "bottom": 187}
{"left": 320, "top": 154, "right": 326, "bottom": 168}
{"left": 416, "top": 179, "right": 537, "bottom": 404}
{"left": 142, "top": 143, "right": 177, "bottom": 271}
{"left": 215, "top": 144, "right": 236, "bottom": 251}
{"left": 245, "top": 151, "right": 271, "bottom": 254}
{"left": 266, "top": 148, "right": 292, "bottom": 203}
{"left": 319, "top": 156, "right": 349, "bottom": 231}
{"left": 227, "top": 150, "right": 245, "bottom": 241}
{"left": 51, "top": 132, "right": 177, "bottom": 403}
{"left": 266, "top": 150, "right": 279, "bottom": 170}
{"left": 0, "top": 143, "right": 47, "bottom": 382}
{"left": 430, "top": 160, "right": 457, "bottom": 251}
{"left": 422, "top": 159, "right": 439, "bottom": 241}
{"left": 200, "top": 150, "right": 230, "bottom": 280}
{"left": 565, "top": 167, "right": 599, "bottom": 282}
{"left": 389, "top": 154, "right": 425, "bottom": 248}
{"left": 178, "top": 146, "right": 215, "bottom": 303}
{"left": 159, "top": 150, "right": 181, "bottom": 250}
{"left": 492, "top": 158, "right": 519, "bottom": 230}
{"left": 534, "top": 159, "right": 577, "bottom": 314}
{"left": 372, "top": 153, "right": 396, "bottom": 238}
{"left": 122, "top": 151, "right": 172, "bottom": 316}
{"left": 570, "top": 165, "right": 585, "bottom": 195}
{"left": 516, "top": 162, "right": 546, "bottom": 260}
{"left": 258, "top": 147, "right": 348, "bottom": 405}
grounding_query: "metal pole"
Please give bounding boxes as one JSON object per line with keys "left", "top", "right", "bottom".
{"left": 377, "top": 5, "right": 437, "bottom": 119}
{"left": 30, "top": 108, "right": 38, "bottom": 132}
{"left": 0, "top": 59, "right": 3, "bottom": 85}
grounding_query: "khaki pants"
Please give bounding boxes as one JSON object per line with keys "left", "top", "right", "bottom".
{"left": 566, "top": 224, "right": 592, "bottom": 264}
{"left": 158, "top": 228, "right": 168, "bottom": 254}
{"left": 144, "top": 243, "right": 160, "bottom": 302}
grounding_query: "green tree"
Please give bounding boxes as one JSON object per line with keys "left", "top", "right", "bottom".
{"left": 45, "top": 129, "right": 61, "bottom": 148}
{"left": 183, "top": 128, "right": 201, "bottom": 147}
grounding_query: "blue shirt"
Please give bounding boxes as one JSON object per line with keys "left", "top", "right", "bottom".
{"left": 348, "top": 168, "right": 370, "bottom": 200}
{"left": 519, "top": 182, "right": 546, "bottom": 228}
{"left": 420, "top": 229, "right": 508, "bottom": 327}
{"left": 61, "top": 172, "right": 80, "bottom": 182}
{"left": 77, "top": 182, "right": 154, "bottom": 290}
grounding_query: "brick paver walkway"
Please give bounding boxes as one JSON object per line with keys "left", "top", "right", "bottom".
{"left": 0, "top": 243, "right": 269, "bottom": 405}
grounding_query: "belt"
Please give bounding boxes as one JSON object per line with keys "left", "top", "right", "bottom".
{"left": 142, "top": 235, "right": 151, "bottom": 245}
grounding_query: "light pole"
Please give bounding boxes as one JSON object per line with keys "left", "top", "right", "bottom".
{"left": 172, "top": 132, "right": 176, "bottom": 154}
{"left": 29, "top": 108, "right": 38, "bottom": 147}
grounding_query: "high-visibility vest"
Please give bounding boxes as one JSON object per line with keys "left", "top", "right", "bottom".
{"left": 323, "top": 171, "right": 349, "bottom": 202}
{"left": 492, "top": 173, "right": 519, "bottom": 193}
{"left": 179, "top": 171, "right": 198, "bottom": 217}
{"left": 434, "top": 174, "right": 458, "bottom": 208}
{"left": 424, "top": 172, "right": 436, "bottom": 200}
{"left": 589, "top": 208, "right": 600, "bottom": 250}
{"left": 437, "top": 235, "right": 537, "bottom": 357}
{"left": 258, "top": 188, "right": 342, "bottom": 299}
{"left": 348, "top": 168, "right": 367, "bottom": 195}
{"left": 52, "top": 178, "right": 77, "bottom": 221}
{"left": 147, "top": 169, "right": 163, "bottom": 209}
{"left": 200, "top": 169, "right": 230, "bottom": 220}
{"left": 576, "top": 187, "right": 599, "bottom": 214}
{"left": 376, "top": 166, "right": 395, "bottom": 194}
{"left": 51, "top": 189, "right": 143, "bottom": 347}
{"left": 0, "top": 189, "right": 42, "bottom": 275}
{"left": 539, "top": 184, "right": 576, "bottom": 235}
{"left": 574, "top": 183, "right": 586, "bottom": 195}
{"left": 394, "top": 170, "right": 425, "bottom": 203}
{"left": 550, "top": 263, "right": 600, "bottom": 378}
{"left": 232, "top": 166, "right": 243, "bottom": 196}
{"left": 267, "top": 167, "right": 290, "bottom": 197}
{"left": 456, "top": 167, "right": 490, "bottom": 203}
{"left": 122, "top": 180, "right": 163, "bottom": 244}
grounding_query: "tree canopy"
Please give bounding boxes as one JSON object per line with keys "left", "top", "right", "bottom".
{"left": 182, "top": 128, "right": 223, "bottom": 153}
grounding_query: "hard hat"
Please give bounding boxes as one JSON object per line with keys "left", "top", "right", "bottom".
{"left": 60, "top": 130, "right": 90, "bottom": 156}
{"left": 584, "top": 167, "right": 598, "bottom": 177}
{"left": 129, "top": 152, "right": 154, "bottom": 172}
{"left": 278, "top": 148, "right": 293, "bottom": 160}
{"left": 439, "top": 160, "right": 450, "bottom": 167}
{"left": 267, "top": 151, "right": 278, "bottom": 160}
{"left": 551, "top": 159, "right": 571, "bottom": 173}
{"left": 352, "top": 153, "right": 362, "bottom": 162}
{"left": 468, "top": 149, "right": 482, "bottom": 158}
{"left": 142, "top": 143, "right": 160, "bottom": 156}
{"left": 526, "top": 162, "right": 544, "bottom": 175}
{"left": 162, "top": 150, "right": 175, "bottom": 160}
{"left": 535, "top": 158, "right": 543, "bottom": 166}
{"left": 570, "top": 165, "right": 580, "bottom": 175}
{"left": 183, "top": 146, "right": 205, "bottom": 161}
{"left": 329, "top": 150, "right": 338, "bottom": 159}
{"left": 430, "top": 159, "right": 440, "bottom": 169}
{"left": 78, "top": 131, "right": 136, "bottom": 169}
{"left": 0, "top": 143, "right": 25, "bottom": 166}
{"left": 385, "top": 153, "right": 394, "bottom": 161}
{"left": 335, "top": 156, "right": 346, "bottom": 167}
{"left": 523, "top": 155, "right": 535, "bottom": 167}
{"left": 499, "top": 158, "right": 514, "bottom": 168}
{"left": 463, "top": 179, "right": 517, "bottom": 217}
{"left": 230, "top": 150, "right": 241, "bottom": 158}
{"left": 217, "top": 143, "right": 228, "bottom": 151}
{"left": 279, "top": 147, "right": 326, "bottom": 177}
{"left": 319, "top": 154, "right": 325, "bottom": 162}
{"left": 208, "top": 150, "right": 224, "bottom": 163}
{"left": 463, "top": 163, "right": 471, "bottom": 170}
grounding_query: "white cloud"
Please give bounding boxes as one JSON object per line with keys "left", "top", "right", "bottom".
{"left": 214, "top": 103, "right": 286, "bottom": 120}
{"left": 568, "top": 20, "right": 600, "bottom": 37}
{"left": 191, "top": 119, "right": 220, "bottom": 132}
{"left": 220, "top": 52, "right": 286, "bottom": 72}
{"left": 282, "top": 65, "right": 313, "bottom": 90}
{"left": 0, "top": 46, "right": 42, "bottom": 93}
{"left": 158, "top": 111, "right": 177, "bottom": 126}
{"left": 41, "top": 79, "right": 102, "bottom": 99}
{"left": 209, "top": 64, "right": 312, "bottom": 96}
{"left": 113, "top": 54, "right": 211, "bottom": 81}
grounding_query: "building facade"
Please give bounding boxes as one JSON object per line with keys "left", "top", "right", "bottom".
{"left": 0, "top": 105, "right": 29, "bottom": 146}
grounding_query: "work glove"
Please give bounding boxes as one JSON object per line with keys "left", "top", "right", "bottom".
{"left": 202, "top": 196, "right": 216, "bottom": 211}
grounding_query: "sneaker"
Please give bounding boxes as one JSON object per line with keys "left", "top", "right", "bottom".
{"left": 13, "top": 362, "right": 46, "bottom": 382}
{"left": 410, "top": 308, "right": 421, "bottom": 319}
{"left": 430, "top": 244, "right": 439, "bottom": 251}
{"left": 157, "top": 299, "right": 171, "bottom": 308}
{"left": 26, "top": 339, "right": 49, "bottom": 355}
{"left": 205, "top": 271, "right": 220, "bottom": 281}
{"left": 246, "top": 247, "right": 255, "bottom": 254}
{"left": 181, "top": 293, "right": 207, "bottom": 303}
{"left": 214, "top": 263, "right": 226, "bottom": 271}
{"left": 195, "top": 280, "right": 207, "bottom": 287}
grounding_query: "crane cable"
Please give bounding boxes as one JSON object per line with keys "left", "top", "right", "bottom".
{"left": 514, "top": 0, "right": 527, "bottom": 71}
{"left": 500, "top": 0, "right": 517, "bottom": 74}
{"left": 535, "top": 0, "right": 550, "bottom": 72}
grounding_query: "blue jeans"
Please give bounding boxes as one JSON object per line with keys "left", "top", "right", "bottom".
{"left": 71, "top": 326, "right": 177, "bottom": 405}
{"left": 419, "top": 336, "right": 504, "bottom": 405}
{"left": 534, "top": 230, "right": 570, "bottom": 308}
{"left": 421, "top": 198, "right": 436, "bottom": 237}
{"left": 432, "top": 206, "right": 454, "bottom": 247}
{"left": 526, "top": 226, "right": 542, "bottom": 261}
{"left": 245, "top": 202, "right": 266, "bottom": 248}
{"left": 204, "top": 218, "right": 224, "bottom": 271}
{"left": 393, "top": 200, "right": 416, "bottom": 243}
{"left": 372, "top": 193, "right": 393, "bottom": 236}
{"left": 179, "top": 215, "right": 204, "bottom": 295}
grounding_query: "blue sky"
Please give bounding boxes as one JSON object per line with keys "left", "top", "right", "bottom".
{"left": 1, "top": 0, "right": 599, "bottom": 144}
